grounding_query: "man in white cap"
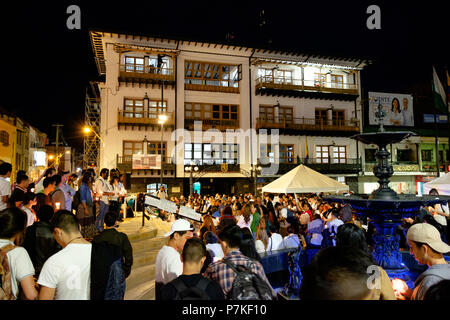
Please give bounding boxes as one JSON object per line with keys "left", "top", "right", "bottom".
{"left": 395, "top": 223, "right": 450, "bottom": 300}
{"left": 155, "top": 219, "right": 193, "bottom": 300}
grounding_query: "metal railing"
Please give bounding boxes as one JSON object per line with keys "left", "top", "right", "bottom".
{"left": 119, "top": 65, "right": 175, "bottom": 82}
{"left": 255, "top": 76, "right": 358, "bottom": 94}
{"left": 258, "top": 158, "right": 361, "bottom": 174}
{"left": 256, "top": 117, "right": 359, "bottom": 131}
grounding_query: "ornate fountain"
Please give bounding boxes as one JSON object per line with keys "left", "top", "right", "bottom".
{"left": 323, "top": 100, "right": 450, "bottom": 283}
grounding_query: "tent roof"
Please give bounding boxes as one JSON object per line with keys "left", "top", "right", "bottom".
{"left": 423, "top": 172, "right": 450, "bottom": 195}
{"left": 261, "top": 164, "right": 349, "bottom": 194}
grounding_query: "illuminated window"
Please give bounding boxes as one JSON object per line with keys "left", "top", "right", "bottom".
{"left": 185, "top": 61, "right": 240, "bottom": 88}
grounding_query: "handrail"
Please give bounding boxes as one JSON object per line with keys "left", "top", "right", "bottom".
{"left": 117, "top": 110, "right": 174, "bottom": 122}
{"left": 117, "top": 155, "right": 174, "bottom": 165}
{"left": 259, "top": 158, "right": 361, "bottom": 166}
{"left": 255, "top": 76, "right": 358, "bottom": 90}
{"left": 256, "top": 117, "right": 359, "bottom": 128}
{"left": 184, "top": 118, "right": 239, "bottom": 128}
{"left": 119, "top": 64, "right": 174, "bottom": 76}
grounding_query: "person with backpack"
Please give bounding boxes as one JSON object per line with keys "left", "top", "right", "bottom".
{"left": 50, "top": 174, "right": 67, "bottom": 211}
{"left": 0, "top": 207, "right": 38, "bottom": 300}
{"left": 205, "top": 225, "right": 275, "bottom": 300}
{"left": 160, "top": 237, "right": 224, "bottom": 300}
{"left": 76, "top": 172, "right": 96, "bottom": 239}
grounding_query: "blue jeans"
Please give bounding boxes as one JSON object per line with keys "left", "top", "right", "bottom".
{"left": 96, "top": 201, "right": 109, "bottom": 232}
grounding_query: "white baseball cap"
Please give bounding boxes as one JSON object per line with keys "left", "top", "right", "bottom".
{"left": 407, "top": 223, "right": 450, "bottom": 253}
{"left": 164, "top": 219, "right": 193, "bottom": 237}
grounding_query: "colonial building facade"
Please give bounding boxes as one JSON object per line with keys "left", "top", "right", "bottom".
{"left": 90, "top": 31, "right": 369, "bottom": 195}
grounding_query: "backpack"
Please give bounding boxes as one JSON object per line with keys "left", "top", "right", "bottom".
{"left": 0, "top": 245, "right": 16, "bottom": 300}
{"left": 72, "top": 190, "right": 81, "bottom": 210}
{"left": 171, "top": 277, "right": 211, "bottom": 300}
{"left": 221, "top": 258, "right": 273, "bottom": 300}
{"left": 104, "top": 258, "right": 126, "bottom": 300}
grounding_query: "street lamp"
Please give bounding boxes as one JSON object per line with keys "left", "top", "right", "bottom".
{"left": 252, "top": 165, "right": 262, "bottom": 196}
{"left": 185, "top": 162, "right": 199, "bottom": 197}
{"left": 158, "top": 114, "right": 168, "bottom": 189}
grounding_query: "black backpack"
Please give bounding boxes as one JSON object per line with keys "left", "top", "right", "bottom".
{"left": 171, "top": 277, "right": 211, "bottom": 300}
{"left": 222, "top": 258, "right": 273, "bottom": 300}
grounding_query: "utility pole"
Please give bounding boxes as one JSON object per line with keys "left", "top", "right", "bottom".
{"left": 52, "top": 124, "right": 64, "bottom": 171}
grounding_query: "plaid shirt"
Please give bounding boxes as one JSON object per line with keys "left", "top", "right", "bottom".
{"left": 205, "top": 250, "right": 274, "bottom": 298}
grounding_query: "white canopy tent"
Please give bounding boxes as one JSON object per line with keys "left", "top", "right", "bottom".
{"left": 423, "top": 172, "right": 450, "bottom": 195}
{"left": 261, "top": 164, "right": 349, "bottom": 194}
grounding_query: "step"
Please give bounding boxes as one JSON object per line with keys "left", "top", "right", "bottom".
{"left": 126, "top": 264, "right": 156, "bottom": 291}
{"left": 124, "top": 280, "right": 155, "bottom": 300}
{"left": 132, "top": 249, "right": 159, "bottom": 268}
{"left": 117, "top": 225, "right": 158, "bottom": 242}
{"left": 131, "top": 237, "right": 168, "bottom": 254}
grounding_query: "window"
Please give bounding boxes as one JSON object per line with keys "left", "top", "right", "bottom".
{"left": 184, "top": 143, "right": 238, "bottom": 165}
{"left": 332, "top": 110, "right": 345, "bottom": 126}
{"left": 147, "top": 142, "right": 167, "bottom": 161}
{"left": 279, "top": 107, "right": 293, "bottom": 124}
{"left": 125, "top": 57, "right": 144, "bottom": 73}
{"left": 331, "top": 146, "right": 346, "bottom": 164}
{"left": 148, "top": 55, "right": 170, "bottom": 74}
{"left": 124, "top": 98, "right": 144, "bottom": 118}
{"left": 365, "top": 149, "right": 377, "bottom": 163}
{"left": 397, "top": 149, "right": 413, "bottom": 163}
{"left": 185, "top": 103, "right": 238, "bottom": 121}
{"left": 280, "top": 145, "right": 294, "bottom": 163}
{"left": 123, "top": 141, "right": 143, "bottom": 163}
{"left": 330, "top": 74, "right": 343, "bottom": 88}
{"left": 0, "top": 131, "right": 9, "bottom": 146}
{"left": 316, "top": 146, "right": 329, "bottom": 163}
{"left": 259, "top": 106, "right": 274, "bottom": 121}
{"left": 185, "top": 61, "right": 239, "bottom": 88}
{"left": 315, "top": 109, "right": 328, "bottom": 125}
{"left": 274, "top": 70, "right": 293, "bottom": 84}
{"left": 260, "top": 144, "right": 275, "bottom": 163}
{"left": 421, "top": 150, "right": 432, "bottom": 162}
{"left": 148, "top": 100, "right": 167, "bottom": 118}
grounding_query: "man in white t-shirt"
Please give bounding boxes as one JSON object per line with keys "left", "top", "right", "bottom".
{"left": 155, "top": 218, "right": 193, "bottom": 300}
{"left": 38, "top": 211, "right": 92, "bottom": 300}
{"left": 0, "top": 162, "right": 12, "bottom": 211}
{"left": 267, "top": 225, "right": 284, "bottom": 251}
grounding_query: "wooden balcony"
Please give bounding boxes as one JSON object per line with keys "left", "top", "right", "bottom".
{"left": 184, "top": 118, "right": 239, "bottom": 131}
{"left": 116, "top": 155, "right": 175, "bottom": 173}
{"left": 119, "top": 65, "right": 175, "bottom": 84}
{"left": 184, "top": 80, "right": 240, "bottom": 94}
{"left": 255, "top": 76, "right": 359, "bottom": 95}
{"left": 256, "top": 117, "right": 359, "bottom": 136}
{"left": 117, "top": 111, "right": 174, "bottom": 129}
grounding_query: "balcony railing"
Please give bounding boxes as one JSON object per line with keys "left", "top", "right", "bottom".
{"left": 194, "top": 163, "right": 241, "bottom": 173}
{"left": 116, "top": 155, "right": 175, "bottom": 173}
{"left": 255, "top": 76, "right": 359, "bottom": 95}
{"left": 259, "top": 158, "right": 361, "bottom": 175}
{"left": 184, "top": 79, "right": 240, "bottom": 93}
{"left": 365, "top": 161, "right": 420, "bottom": 172}
{"left": 119, "top": 65, "right": 175, "bottom": 82}
{"left": 184, "top": 118, "right": 239, "bottom": 131}
{"left": 117, "top": 111, "right": 174, "bottom": 127}
{"left": 256, "top": 117, "right": 359, "bottom": 132}
{"left": 421, "top": 162, "right": 449, "bottom": 172}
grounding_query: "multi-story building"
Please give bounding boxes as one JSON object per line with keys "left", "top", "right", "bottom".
{"left": 29, "top": 126, "right": 48, "bottom": 181}
{"left": 90, "top": 30, "right": 369, "bottom": 195}
{"left": 0, "top": 118, "right": 17, "bottom": 177}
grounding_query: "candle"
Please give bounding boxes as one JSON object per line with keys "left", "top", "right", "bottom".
{"left": 55, "top": 202, "right": 61, "bottom": 210}
{"left": 30, "top": 188, "right": 35, "bottom": 193}
{"left": 392, "top": 278, "right": 407, "bottom": 294}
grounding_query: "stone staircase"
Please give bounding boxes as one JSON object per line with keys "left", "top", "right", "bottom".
{"left": 117, "top": 216, "right": 172, "bottom": 300}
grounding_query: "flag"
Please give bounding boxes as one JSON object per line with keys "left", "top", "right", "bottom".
{"left": 304, "top": 137, "right": 309, "bottom": 164}
{"left": 432, "top": 67, "right": 448, "bottom": 114}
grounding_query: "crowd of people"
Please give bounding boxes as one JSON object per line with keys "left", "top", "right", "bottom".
{"left": 0, "top": 162, "right": 132, "bottom": 300}
{"left": 2, "top": 159, "right": 450, "bottom": 300}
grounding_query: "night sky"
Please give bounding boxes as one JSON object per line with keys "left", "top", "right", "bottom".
{"left": 0, "top": 0, "right": 448, "bottom": 152}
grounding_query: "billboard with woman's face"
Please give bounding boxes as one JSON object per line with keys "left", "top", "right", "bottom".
{"left": 368, "top": 92, "right": 414, "bottom": 126}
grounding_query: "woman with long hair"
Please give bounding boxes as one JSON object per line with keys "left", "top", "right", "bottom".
{"left": 76, "top": 172, "right": 96, "bottom": 239}
{"left": 255, "top": 227, "right": 269, "bottom": 254}
{"left": 199, "top": 214, "right": 217, "bottom": 240}
{"left": 239, "top": 227, "right": 262, "bottom": 262}
{"left": 237, "top": 203, "right": 253, "bottom": 231}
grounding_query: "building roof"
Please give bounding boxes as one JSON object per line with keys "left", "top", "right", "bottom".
{"left": 89, "top": 30, "right": 372, "bottom": 76}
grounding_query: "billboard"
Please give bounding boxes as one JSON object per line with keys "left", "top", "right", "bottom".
{"left": 368, "top": 92, "right": 414, "bottom": 126}
{"left": 423, "top": 114, "right": 448, "bottom": 124}
{"left": 132, "top": 154, "right": 161, "bottom": 169}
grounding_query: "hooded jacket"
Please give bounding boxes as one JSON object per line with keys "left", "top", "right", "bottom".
{"left": 411, "top": 263, "right": 450, "bottom": 300}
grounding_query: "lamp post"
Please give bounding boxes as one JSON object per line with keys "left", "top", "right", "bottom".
{"left": 185, "top": 162, "right": 199, "bottom": 197}
{"left": 252, "top": 165, "right": 262, "bottom": 196}
{"left": 158, "top": 114, "right": 168, "bottom": 189}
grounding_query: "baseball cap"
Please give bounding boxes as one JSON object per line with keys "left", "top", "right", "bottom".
{"left": 406, "top": 223, "right": 450, "bottom": 253}
{"left": 164, "top": 219, "right": 193, "bottom": 237}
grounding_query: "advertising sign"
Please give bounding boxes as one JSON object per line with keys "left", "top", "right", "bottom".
{"left": 132, "top": 154, "right": 161, "bottom": 169}
{"left": 368, "top": 92, "right": 414, "bottom": 126}
{"left": 178, "top": 206, "right": 202, "bottom": 222}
